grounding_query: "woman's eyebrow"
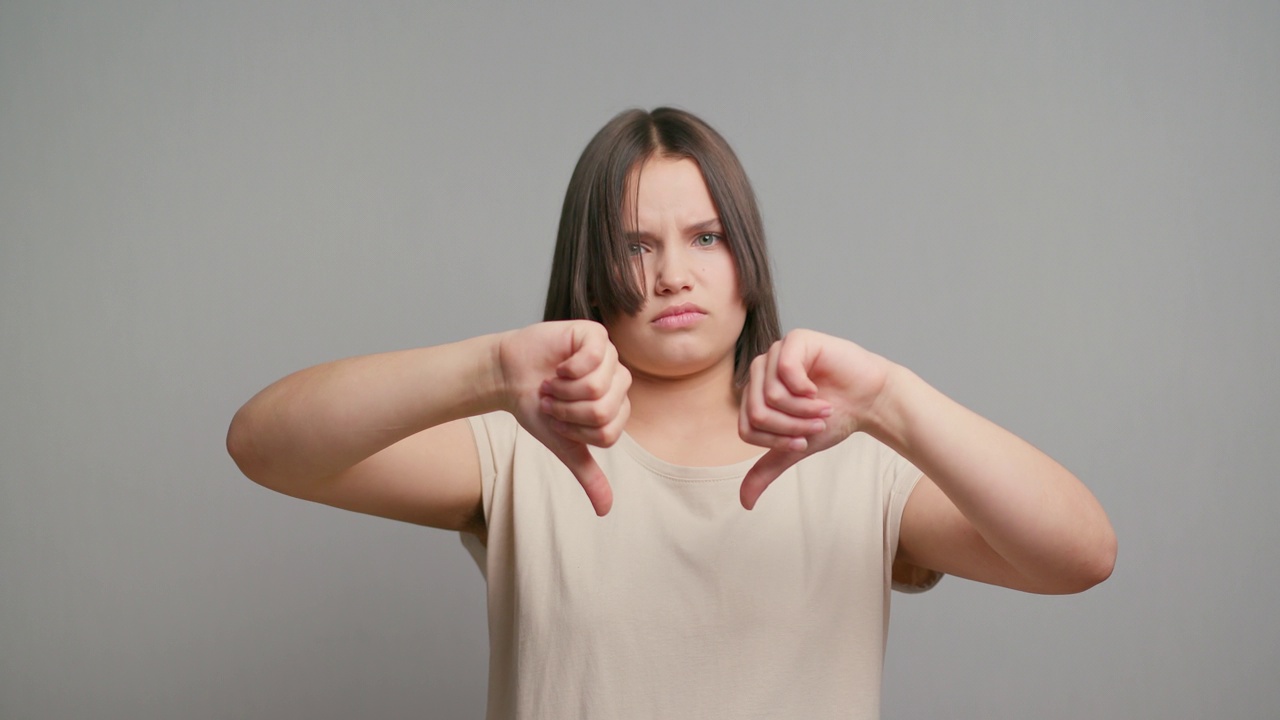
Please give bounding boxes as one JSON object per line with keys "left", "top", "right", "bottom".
{"left": 624, "top": 218, "right": 723, "bottom": 241}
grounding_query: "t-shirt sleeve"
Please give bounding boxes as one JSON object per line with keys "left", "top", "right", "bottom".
{"left": 881, "top": 446, "right": 943, "bottom": 593}
{"left": 458, "top": 411, "right": 520, "bottom": 575}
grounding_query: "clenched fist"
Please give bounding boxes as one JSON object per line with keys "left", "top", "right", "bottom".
{"left": 739, "top": 329, "right": 893, "bottom": 510}
{"left": 498, "top": 321, "right": 632, "bottom": 515}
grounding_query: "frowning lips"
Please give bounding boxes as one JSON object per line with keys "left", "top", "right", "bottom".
{"left": 651, "top": 303, "right": 707, "bottom": 328}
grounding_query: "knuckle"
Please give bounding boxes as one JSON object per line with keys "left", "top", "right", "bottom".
{"left": 746, "top": 405, "right": 771, "bottom": 426}
{"left": 587, "top": 404, "right": 611, "bottom": 426}
{"left": 582, "top": 376, "right": 607, "bottom": 399}
{"left": 578, "top": 348, "right": 601, "bottom": 368}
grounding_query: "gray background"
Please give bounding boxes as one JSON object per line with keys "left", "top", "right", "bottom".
{"left": 2, "top": 1, "right": 1277, "bottom": 718}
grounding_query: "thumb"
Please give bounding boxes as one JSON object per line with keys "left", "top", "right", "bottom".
{"left": 551, "top": 438, "right": 614, "bottom": 516}
{"left": 740, "top": 449, "right": 802, "bottom": 510}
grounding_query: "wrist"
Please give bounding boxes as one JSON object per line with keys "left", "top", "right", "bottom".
{"left": 482, "top": 331, "right": 518, "bottom": 415}
{"left": 417, "top": 332, "right": 515, "bottom": 420}
{"left": 860, "top": 362, "right": 920, "bottom": 448}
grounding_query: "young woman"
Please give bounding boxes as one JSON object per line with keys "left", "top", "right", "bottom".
{"left": 227, "top": 107, "right": 1116, "bottom": 719}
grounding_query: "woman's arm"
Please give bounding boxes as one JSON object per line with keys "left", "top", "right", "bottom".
{"left": 737, "top": 329, "right": 1116, "bottom": 594}
{"left": 872, "top": 366, "right": 1115, "bottom": 594}
{"left": 226, "top": 321, "right": 631, "bottom": 530}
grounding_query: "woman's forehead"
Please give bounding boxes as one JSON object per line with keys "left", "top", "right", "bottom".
{"left": 623, "top": 156, "right": 718, "bottom": 230}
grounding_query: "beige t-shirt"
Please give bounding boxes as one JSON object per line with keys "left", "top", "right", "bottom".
{"left": 461, "top": 411, "right": 931, "bottom": 720}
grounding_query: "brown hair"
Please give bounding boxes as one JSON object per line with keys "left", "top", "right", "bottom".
{"left": 542, "top": 107, "right": 781, "bottom": 386}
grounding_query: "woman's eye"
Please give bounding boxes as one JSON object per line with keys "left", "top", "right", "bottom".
{"left": 627, "top": 243, "right": 646, "bottom": 255}
{"left": 694, "top": 233, "right": 720, "bottom": 247}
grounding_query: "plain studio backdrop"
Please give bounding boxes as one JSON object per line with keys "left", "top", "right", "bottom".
{"left": 2, "top": 2, "right": 1277, "bottom": 718}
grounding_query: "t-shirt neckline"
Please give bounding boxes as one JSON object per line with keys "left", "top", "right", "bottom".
{"left": 614, "top": 431, "right": 765, "bottom": 482}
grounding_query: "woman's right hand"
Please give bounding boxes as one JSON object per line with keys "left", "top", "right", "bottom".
{"left": 497, "top": 321, "right": 631, "bottom": 516}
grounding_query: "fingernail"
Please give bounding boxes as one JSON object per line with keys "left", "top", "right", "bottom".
{"left": 819, "top": 406, "right": 833, "bottom": 417}
{"left": 788, "top": 437, "right": 807, "bottom": 451}
{"left": 810, "top": 420, "right": 826, "bottom": 433}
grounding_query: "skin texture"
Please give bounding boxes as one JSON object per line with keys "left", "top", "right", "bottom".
{"left": 228, "top": 155, "right": 1115, "bottom": 595}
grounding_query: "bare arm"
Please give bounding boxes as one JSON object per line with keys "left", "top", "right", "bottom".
{"left": 226, "top": 322, "right": 631, "bottom": 531}
{"left": 738, "top": 329, "right": 1116, "bottom": 595}
{"left": 226, "top": 335, "right": 505, "bottom": 532}
{"left": 873, "top": 367, "right": 1116, "bottom": 594}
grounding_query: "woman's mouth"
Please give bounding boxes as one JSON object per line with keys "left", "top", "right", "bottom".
{"left": 652, "top": 304, "right": 706, "bottom": 329}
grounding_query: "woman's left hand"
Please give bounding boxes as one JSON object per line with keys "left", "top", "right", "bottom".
{"left": 738, "top": 329, "right": 894, "bottom": 509}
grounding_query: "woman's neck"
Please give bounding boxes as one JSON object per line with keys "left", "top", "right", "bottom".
{"left": 623, "top": 363, "right": 761, "bottom": 467}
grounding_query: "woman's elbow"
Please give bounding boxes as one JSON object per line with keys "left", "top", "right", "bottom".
{"left": 1063, "top": 525, "right": 1117, "bottom": 593}
{"left": 225, "top": 407, "right": 268, "bottom": 484}
{"left": 1086, "top": 526, "right": 1118, "bottom": 588}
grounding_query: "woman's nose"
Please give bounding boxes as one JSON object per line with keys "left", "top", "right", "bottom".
{"left": 652, "top": 249, "right": 692, "bottom": 294}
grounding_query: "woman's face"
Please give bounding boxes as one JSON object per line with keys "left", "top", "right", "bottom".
{"left": 603, "top": 156, "right": 747, "bottom": 383}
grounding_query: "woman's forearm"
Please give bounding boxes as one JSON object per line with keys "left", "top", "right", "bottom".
{"left": 867, "top": 365, "right": 1117, "bottom": 590}
{"left": 226, "top": 333, "right": 507, "bottom": 490}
